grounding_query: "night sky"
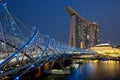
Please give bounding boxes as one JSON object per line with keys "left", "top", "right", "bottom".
{"left": 6, "top": 0, "right": 120, "bottom": 45}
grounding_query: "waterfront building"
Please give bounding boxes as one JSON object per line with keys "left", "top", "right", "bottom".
{"left": 67, "top": 7, "right": 100, "bottom": 49}
{"left": 90, "top": 43, "right": 120, "bottom": 54}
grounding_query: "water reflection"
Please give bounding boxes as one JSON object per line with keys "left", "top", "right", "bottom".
{"left": 67, "top": 64, "right": 82, "bottom": 80}
{"left": 28, "top": 60, "right": 120, "bottom": 80}
{"left": 67, "top": 60, "right": 120, "bottom": 80}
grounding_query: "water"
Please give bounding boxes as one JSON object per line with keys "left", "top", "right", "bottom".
{"left": 24, "top": 60, "right": 120, "bottom": 80}
{"left": 67, "top": 60, "right": 120, "bottom": 80}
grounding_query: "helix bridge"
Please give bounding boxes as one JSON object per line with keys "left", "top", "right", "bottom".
{"left": 0, "top": 1, "right": 95, "bottom": 79}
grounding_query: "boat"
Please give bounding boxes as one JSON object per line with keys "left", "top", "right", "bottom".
{"left": 44, "top": 69, "right": 71, "bottom": 75}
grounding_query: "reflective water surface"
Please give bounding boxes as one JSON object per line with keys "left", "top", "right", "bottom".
{"left": 67, "top": 60, "right": 120, "bottom": 80}
{"left": 27, "top": 60, "right": 120, "bottom": 80}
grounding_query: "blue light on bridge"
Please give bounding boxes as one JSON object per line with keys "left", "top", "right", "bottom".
{"left": 13, "top": 28, "right": 16, "bottom": 30}
{"left": 32, "top": 38, "right": 35, "bottom": 41}
{"left": 30, "top": 40, "right": 32, "bottom": 43}
{"left": 2, "top": 2, "right": 7, "bottom": 7}
{"left": 31, "top": 64, "right": 35, "bottom": 68}
{"left": 15, "top": 76, "right": 19, "bottom": 80}
{"left": 0, "top": 62, "right": 2, "bottom": 65}
{"left": 14, "top": 54, "right": 18, "bottom": 57}
{"left": 38, "top": 55, "right": 41, "bottom": 58}
{"left": 40, "top": 63, "right": 43, "bottom": 67}
{"left": 25, "top": 45, "right": 28, "bottom": 48}
{"left": 15, "top": 34, "right": 17, "bottom": 36}
{"left": 11, "top": 21, "right": 15, "bottom": 24}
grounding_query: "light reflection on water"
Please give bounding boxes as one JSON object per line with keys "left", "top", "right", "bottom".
{"left": 67, "top": 60, "right": 120, "bottom": 80}
{"left": 30, "top": 60, "right": 120, "bottom": 80}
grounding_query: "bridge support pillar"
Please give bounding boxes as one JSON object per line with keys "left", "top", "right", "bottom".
{"left": 43, "top": 58, "right": 72, "bottom": 74}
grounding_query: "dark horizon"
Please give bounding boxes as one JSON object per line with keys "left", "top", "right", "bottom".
{"left": 6, "top": 0, "right": 120, "bottom": 45}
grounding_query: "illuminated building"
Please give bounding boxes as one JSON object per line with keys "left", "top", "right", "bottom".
{"left": 90, "top": 43, "right": 120, "bottom": 54}
{"left": 67, "top": 7, "right": 100, "bottom": 48}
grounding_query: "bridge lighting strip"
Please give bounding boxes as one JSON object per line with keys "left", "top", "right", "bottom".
{"left": 14, "top": 32, "right": 50, "bottom": 79}
{"left": 18, "top": 35, "right": 51, "bottom": 80}
{"left": 37, "top": 35, "right": 51, "bottom": 59}
{"left": 0, "top": 28, "right": 38, "bottom": 68}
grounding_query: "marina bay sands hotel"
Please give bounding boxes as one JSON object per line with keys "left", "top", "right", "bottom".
{"left": 67, "top": 7, "right": 100, "bottom": 49}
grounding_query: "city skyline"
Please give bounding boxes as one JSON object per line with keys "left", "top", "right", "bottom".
{"left": 6, "top": 0, "right": 120, "bottom": 45}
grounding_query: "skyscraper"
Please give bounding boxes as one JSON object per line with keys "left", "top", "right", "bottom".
{"left": 67, "top": 7, "right": 100, "bottom": 48}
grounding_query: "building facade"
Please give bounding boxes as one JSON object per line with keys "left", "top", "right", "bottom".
{"left": 67, "top": 7, "right": 100, "bottom": 48}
